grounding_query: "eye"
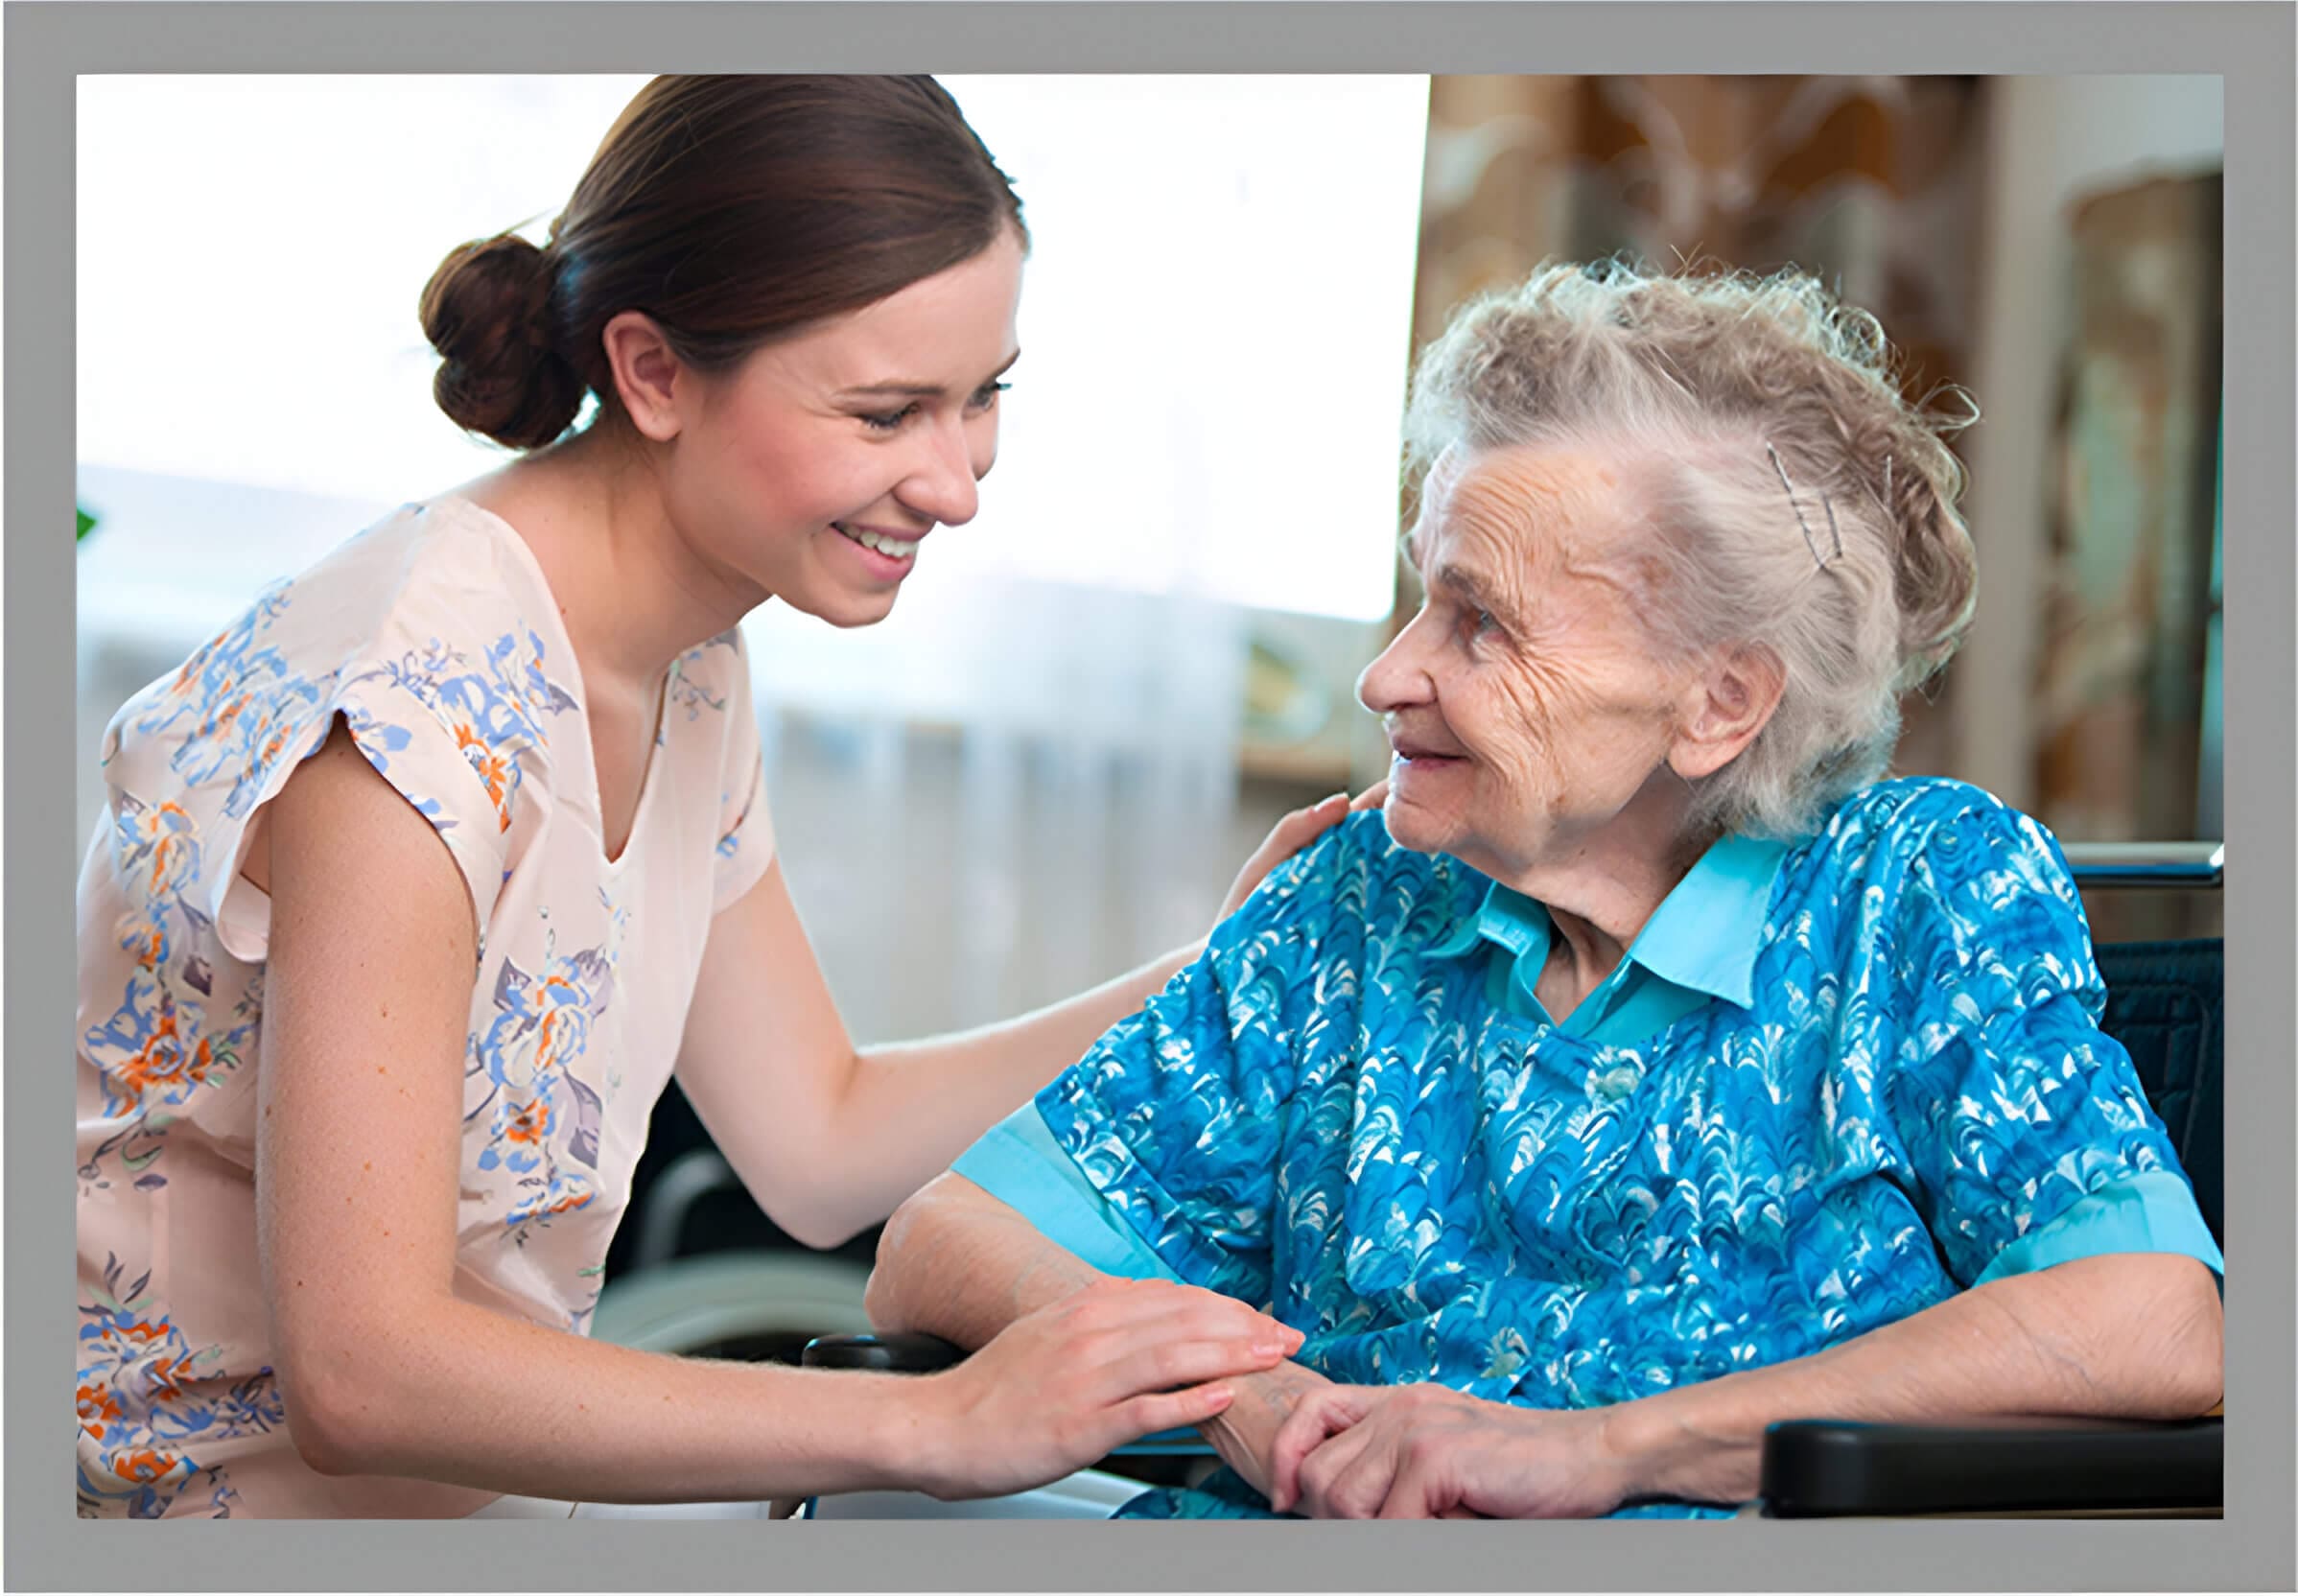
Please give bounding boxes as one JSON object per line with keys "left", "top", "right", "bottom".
{"left": 858, "top": 403, "right": 922, "bottom": 434}
{"left": 967, "top": 380, "right": 1011, "bottom": 412}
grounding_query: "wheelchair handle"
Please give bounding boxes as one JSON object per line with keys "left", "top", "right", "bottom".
{"left": 2064, "top": 841, "right": 2223, "bottom": 891}
{"left": 802, "top": 1331, "right": 966, "bottom": 1373}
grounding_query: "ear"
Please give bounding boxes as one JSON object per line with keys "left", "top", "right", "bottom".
{"left": 598, "top": 311, "right": 688, "bottom": 442}
{"left": 1668, "top": 644, "right": 1785, "bottom": 782}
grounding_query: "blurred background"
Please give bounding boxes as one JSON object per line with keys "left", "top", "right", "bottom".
{"left": 77, "top": 74, "right": 2225, "bottom": 1365}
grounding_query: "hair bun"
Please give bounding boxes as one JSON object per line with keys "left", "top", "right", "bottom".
{"left": 418, "top": 233, "right": 587, "bottom": 450}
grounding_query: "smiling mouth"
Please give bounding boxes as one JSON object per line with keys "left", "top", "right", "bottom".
{"left": 832, "top": 522, "right": 924, "bottom": 561}
{"left": 1391, "top": 742, "right": 1465, "bottom": 764}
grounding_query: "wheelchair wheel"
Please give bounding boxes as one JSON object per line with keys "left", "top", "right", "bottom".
{"left": 592, "top": 1251, "right": 874, "bottom": 1363}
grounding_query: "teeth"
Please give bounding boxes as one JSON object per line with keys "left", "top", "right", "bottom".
{"left": 833, "top": 523, "right": 919, "bottom": 560}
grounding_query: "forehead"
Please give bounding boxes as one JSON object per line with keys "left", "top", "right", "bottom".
{"left": 1417, "top": 444, "right": 1631, "bottom": 566}
{"left": 766, "top": 231, "right": 1025, "bottom": 383}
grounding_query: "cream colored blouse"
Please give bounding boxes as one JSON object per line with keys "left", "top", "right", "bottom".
{"left": 76, "top": 496, "right": 775, "bottom": 1517}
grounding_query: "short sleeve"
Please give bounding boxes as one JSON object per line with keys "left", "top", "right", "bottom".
{"left": 1024, "top": 820, "right": 1351, "bottom": 1307}
{"left": 708, "top": 633, "right": 777, "bottom": 915}
{"left": 1883, "top": 799, "right": 2217, "bottom": 1288}
{"left": 196, "top": 605, "right": 546, "bottom": 964}
{"left": 1975, "top": 1170, "right": 2222, "bottom": 1286}
{"left": 950, "top": 1104, "right": 1184, "bottom": 1282}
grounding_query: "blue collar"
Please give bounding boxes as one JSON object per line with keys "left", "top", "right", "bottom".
{"left": 1427, "top": 834, "right": 1790, "bottom": 1010}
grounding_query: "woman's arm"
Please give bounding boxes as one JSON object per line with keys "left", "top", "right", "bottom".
{"left": 869, "top": 1172, "right": 1322, "bottom": 1496}
{"left": 1611, "top": 1249, "right": 2224, "bottom": 1506}
{"left": 1268, "top": 1251, "right": 2223, "bottom": 1518}
{"left": 257, "top": 723, "right": 1292, "bottom": 1504}
{"left": 677, "top": 791, "right": 1368, "bottom": 1249}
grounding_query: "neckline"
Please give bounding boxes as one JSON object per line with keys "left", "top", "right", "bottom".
{"left": 427, "top": 493, "right": 672, "bottom": 872}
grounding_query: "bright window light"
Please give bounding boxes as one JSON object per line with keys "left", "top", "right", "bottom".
{"left": 78, "top": 75, "right": 1427, "bottom": 622}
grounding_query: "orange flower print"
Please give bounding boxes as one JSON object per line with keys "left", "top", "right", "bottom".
{"left": 531, "top": 982, "right": 594, "bottom": 1076}
{"left": 115, "top": 1007, "right": 219, "bottom": 1105}
{"left": 453, "top": 722, "right": 515, "bottom": 832}
{"left": 82, "top": 1314, "right": 173, "bottom": 1370}
{"left": 119, "top": 913, "right": 168, "bottom": 973}
{"left": 166, "top": 645, "right": 211, "bottom": 696}
{"left": 504, "top": 1097, "right": 551, "bottom": 1144}
{"left": 78, "top": 1260, "right": 277, "bottom": 1518}
{"left": 204, "top": 692, "right": 248, "bottom": 740}
{"left": 109, "top": 1447, "right": 184, "bottom": 1487}
{"left": 78, "top": 1384, "right": 122, "bottom": 1439}
{"left": 507, "top": 1185, "right": 597, "bottom": 1228}
{"left": 476, "top": 942, "right": 612, "bottom": 1189}
{"left": 141, "top": 1353, "right": 197, "bottom": 1403}
{"left": 130, "top": 802, "right": 199, "bottom": 900}
{"left": 87, "top": 959, "right": 244, "bottom": 1122}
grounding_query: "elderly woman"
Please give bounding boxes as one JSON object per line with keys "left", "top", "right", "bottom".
{"left": 862, "top": 261, "right": 2225, "bottom": 1520}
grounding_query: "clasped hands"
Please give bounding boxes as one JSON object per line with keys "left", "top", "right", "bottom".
{"left": 1212, "top": 1365, "right": 1642, "bottom": 1521}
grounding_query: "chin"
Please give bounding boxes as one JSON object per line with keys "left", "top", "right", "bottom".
{"left": 793, "top": 586, "right": 903, "bottom": 630}
{"left": 1376, "top": 797, "right": 1449, "bottom": 858}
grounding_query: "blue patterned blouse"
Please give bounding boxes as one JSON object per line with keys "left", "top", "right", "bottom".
{"left": 952, "top": 777, "right": 2223, "bottom": 1519}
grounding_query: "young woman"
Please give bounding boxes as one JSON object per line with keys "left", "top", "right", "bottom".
{"left": 75, "top": 74, "right": 1352, "bottom": 1520}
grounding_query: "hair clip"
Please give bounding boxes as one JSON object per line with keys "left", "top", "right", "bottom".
{"left": 1766, "top": 441, "right": 1844, "bottom": 571}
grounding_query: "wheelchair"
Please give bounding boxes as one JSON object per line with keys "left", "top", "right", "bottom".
{"left": 789, "top": 840, "right": 2228, "bottom": 1520}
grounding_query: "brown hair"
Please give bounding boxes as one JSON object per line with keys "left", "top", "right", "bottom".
{"left": 419, "top": 76, "right": 1027, "bottom": 450}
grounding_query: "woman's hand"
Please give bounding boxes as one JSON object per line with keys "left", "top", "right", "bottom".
{"left": 1216, "top": 782, "right": 1388, "bottom": 924}
{"left": 912, "top": 1277, "right": 1305, "bottom": 1501}
{"left": 1266, "top": 1383, "right": 1637, "bottom": 1520}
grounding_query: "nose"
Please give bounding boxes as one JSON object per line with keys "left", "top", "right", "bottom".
{"left": 1356, "top": 608, "right": 1436, "bottom": 716}
{"left": 897, "top": 412, "right": 982, "bottom": 528}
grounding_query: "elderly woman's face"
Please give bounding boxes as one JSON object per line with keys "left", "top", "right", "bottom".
{"left": 1357, "top": 444, "right": 1692, "bottom": 881}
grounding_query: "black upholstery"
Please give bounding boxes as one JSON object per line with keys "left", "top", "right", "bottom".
{"left": 2093, "top": 938, "right": 2224, "bottom": 1245}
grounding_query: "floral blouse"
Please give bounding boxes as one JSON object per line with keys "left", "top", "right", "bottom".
{"left": 76, "top": 496, "right": 776, "bottom": 1517}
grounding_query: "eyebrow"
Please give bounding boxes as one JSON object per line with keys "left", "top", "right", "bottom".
{"left": 834, "top": 347, "right": 1021, "bottom": 402}
{"left": 1425, "top": 555, "right": 1518, "bottom": 624}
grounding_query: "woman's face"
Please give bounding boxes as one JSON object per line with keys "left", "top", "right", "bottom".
{"left": 660, "top": 226, "right": 1026, "bottom": 628}
{"left": 1356, "top": 443, "right": 1696, "bottom": 883}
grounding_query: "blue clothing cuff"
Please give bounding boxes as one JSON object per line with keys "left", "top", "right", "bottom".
{"left": 950, "top": 1103, "right": 1182, "bottom": 1283}
{"left": 1975, "top": 1170, "right": 2225, "bottom": 1287}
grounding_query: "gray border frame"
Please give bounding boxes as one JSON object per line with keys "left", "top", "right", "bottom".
{"left": 13, "top": 5, "right": 2292, "bottom": 1591}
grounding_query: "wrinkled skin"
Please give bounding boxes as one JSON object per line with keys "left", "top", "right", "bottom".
{"left": 1357, "top": 443, "right": 1760, "bottom": 904}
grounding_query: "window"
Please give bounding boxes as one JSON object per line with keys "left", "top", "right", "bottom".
{"left": 77, "top": 74, "right": 1429, "bottom": 622}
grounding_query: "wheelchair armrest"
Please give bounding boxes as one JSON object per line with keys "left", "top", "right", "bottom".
{"left": 801, "top": 1332, "right": 967, "bottom": 1373}
{"left": 1758, "top": 1415, "right": 2222, "bottom": 1516}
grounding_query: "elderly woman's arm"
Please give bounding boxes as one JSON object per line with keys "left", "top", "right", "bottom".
{"left": 1269, "top": 1250, "right": 2222, "bottom": 1519}
{"left": 1617, "top": 1251, "right": 2222, "bottom": 1504}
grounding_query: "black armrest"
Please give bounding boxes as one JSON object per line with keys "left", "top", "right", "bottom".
{"left": 1759, "top": 1416, "right": 2222, "bottom": 1516}
{"left": 801, "top": 1332, "right": 967, "bottom": 1373}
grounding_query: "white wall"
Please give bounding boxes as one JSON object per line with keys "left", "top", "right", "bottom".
{"left": 1953, "top": 76, "right": 2224, "bottom": 808}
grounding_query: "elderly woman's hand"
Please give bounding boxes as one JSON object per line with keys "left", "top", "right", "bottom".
{"left": 1214, "top": 782, "right": 1388, "bottom": 925}
{"left": 1266, "top": 1383, "right": 1636, "bottom": 1520}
